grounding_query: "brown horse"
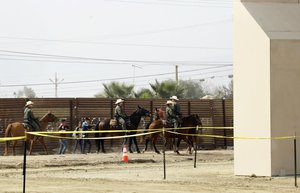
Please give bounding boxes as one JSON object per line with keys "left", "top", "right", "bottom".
{"left": 143, "top": 108, "right": 202, "bottom": 154}
{"left": 4, "top": 112, "right": 58, "bottom": 156}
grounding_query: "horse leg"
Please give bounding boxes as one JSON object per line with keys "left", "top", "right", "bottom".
{"left": 175, "top": 138, "right": 181, "bottom": 155}
{"left": 133, "top": 137, "right": 141, "bottom": 153}
{"left": 182, "top": 137, "right": 193, "bottom": 155}
{"left": 100, "top": 139, "right": 106, "bottom": 153}
{"left": 95, "top": 139, "right": 100, "bottom": 153}
{"left": 152, "top": 137, "right": 160, "bottom": 154}
{"left": 4, "top": 140, "right": 9, "bottom": 156}
{"left": 142, "top": 137, "right": 149, "bottom": 153}
{"left": 12, "top": 141, "right": 18, "bottom": 156}
{"left": 128, "top": 137, "right": 133, "bottom": 153}
{"left": 39, "top": 138, "right": 49, "bottom": 155}
{"left": 29, "top": 140, "right": 34, "bottom": 155}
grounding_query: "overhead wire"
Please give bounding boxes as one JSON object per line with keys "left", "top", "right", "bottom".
{"left": 105, "top": 0, "right": 232, "bottom": 8}
{"left": 0, "top": 49, "right": 232, "bottom": 66}
{"left": 0, "top": 65, "right": 231, "bottom": 88}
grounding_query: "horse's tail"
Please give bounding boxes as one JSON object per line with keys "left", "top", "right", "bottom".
{"left": 4, "top": 124, "right": 13, "bottom": 156}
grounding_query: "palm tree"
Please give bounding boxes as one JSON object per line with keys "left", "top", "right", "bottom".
{"left": 134, "top": 88, "right": 155, "bottom": 98}
{"left": 149, "top": 79, "right": 185, "bottom": 98}
{"left": 95, "top": 82, "right": 134, "bottom": 98}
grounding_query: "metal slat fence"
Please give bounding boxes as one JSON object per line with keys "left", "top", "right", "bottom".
{"left": 0, "top": 98, "right": 233, "bottom": 155}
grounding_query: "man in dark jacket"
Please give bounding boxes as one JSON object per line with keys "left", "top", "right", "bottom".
{"left": 24, "top": 101, "right": 40, "bottom": 131}
{"left": 170, "top": 96, "right": 182, "bottom": 127}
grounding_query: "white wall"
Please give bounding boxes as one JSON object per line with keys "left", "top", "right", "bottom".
{"left": 234, "top": 2, "right": 271, "bottom": 176}
{"left": 234, "top": 1, "right": 300, "bottom": 176}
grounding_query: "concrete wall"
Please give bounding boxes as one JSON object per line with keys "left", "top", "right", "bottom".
{"left": 234, "top": 2, "right": 272, "bottom": 176}
{"left": 270, "top": 40, "right": 300, "bottom": 175}
{"left": 234, "top": 1, "right": 300, "bottom": 176}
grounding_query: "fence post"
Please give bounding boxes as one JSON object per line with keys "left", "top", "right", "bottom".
{"left": 194, "top": 126, "right": 198, "bottom": 168}
{"left": 222, "top": 99, "right": 227, "bottom": 148}
{"left": 163, "top": 127, "right": 166, "bottom": 180}
{"left": 294, "top": 134, "right": 298, "bottom": 188}
{"left": 23, "top": 139, "right": 27, "bottom": 193}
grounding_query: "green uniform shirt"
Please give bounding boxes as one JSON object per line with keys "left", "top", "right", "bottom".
{"left": 114, "top": 105, "right": 126, "bottom": 119}
{"left": 24, "top": 107, "right": 40, "bottom": 131}
{"left": 166, "top": 106, "right": 176, "bottom": 120}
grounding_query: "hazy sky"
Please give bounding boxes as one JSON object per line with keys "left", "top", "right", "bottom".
{"left": 0, "top": 0, "right": 232, "bottom": 98}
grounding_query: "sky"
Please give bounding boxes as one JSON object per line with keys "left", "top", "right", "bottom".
{"left": 0, "top": 0, "right": 232, "bottom": 98}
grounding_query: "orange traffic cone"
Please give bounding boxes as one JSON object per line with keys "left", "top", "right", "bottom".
{"left": 122, "top": 145, "right": 129, "bottom": 163}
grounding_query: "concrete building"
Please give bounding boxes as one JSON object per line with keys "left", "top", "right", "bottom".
{"left": 234, "top": 0, "right": 300, "bottom": 176}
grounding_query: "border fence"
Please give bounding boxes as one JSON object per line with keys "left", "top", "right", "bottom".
{"left": 0, "top": 98, "right": 233, "bottom": 155}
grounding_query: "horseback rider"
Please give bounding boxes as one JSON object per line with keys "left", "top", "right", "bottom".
{"left": 170, "top": 96, "right": 182, "bottom": 127}
{"left": 24, "top": 101, "right": 40, "bottom": 131}
{"left": 114, "top": 99, "right": 127, "bottom": 130}
{"left": 165, "top": 100, "right": 179, "bottom": 128}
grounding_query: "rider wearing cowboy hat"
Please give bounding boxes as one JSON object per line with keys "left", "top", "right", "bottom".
{"left": 165, "top": 100, "right": 178, "bottom": 128}
{"left": 24, "top": 101, "right": 40, "bottom": 131}
{"left": 114, "top": 99, "right": 127, "bottom": 130}
{"left": 169, "top": 96, "right": 182, "bottom": 127}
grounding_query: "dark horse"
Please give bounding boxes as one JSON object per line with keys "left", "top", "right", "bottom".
{"left": 143, "top": 108, "right": 202, "bottom": 154}
{"left": 95, "top": 106, "right": 150, "bottom": 153}
{"left": 4, "top": 111, "right": 58, "bottom": 155}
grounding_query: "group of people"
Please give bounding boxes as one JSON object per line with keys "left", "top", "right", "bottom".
{"left": 23, "top": 100, "right": 92, "bottom": 155}
{"left": 22, "top": 95, "right": 182, "bottom": 154}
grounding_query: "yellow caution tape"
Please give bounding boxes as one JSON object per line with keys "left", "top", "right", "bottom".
{"left": 28, "top": 128, "right": 162, "bottom": 135}
{"left": 166, "top": 131, "right": 295, "bottom": 140}
{"left": 27, "top": 130, "right": 161, "bottom": 140}
{"left": 0, "top": 136, "right": 26, "bottom": 142}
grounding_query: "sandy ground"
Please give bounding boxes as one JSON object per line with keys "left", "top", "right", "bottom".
{"left": 0, "top": 150, "right": 299, "bottom": 193}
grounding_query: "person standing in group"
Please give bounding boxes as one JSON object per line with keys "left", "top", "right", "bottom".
{"left": 73, "top": 121, "right": 83, "bottom": 153}
{"left": 114, "top": 98, "right": 128, "bottom": 146}
{"left": 57, "top": 119, "right": 69, "bottom": 155}
{"left": 81, "top": 117, "right": 92, "bottom": 154}
{"left": 23, "top": 101, "right": 40, "bottom": 131}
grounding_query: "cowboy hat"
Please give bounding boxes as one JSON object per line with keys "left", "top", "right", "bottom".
{"left": 170, "top": 96, "right": 179, "bottom": 101}
{"left": 166, "top": 100, "right": 173, "bottom": 105}
{"left": 25, "top": 101, "right": 34, "bottom": 107}
{"left": 115, "top": 99, "right": 124, "bottom": 104}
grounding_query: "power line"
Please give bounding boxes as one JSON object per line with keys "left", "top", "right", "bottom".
{"left": 0, "top": 18, "right": 232, "bottom": 42}
{"left": 0, "top": 65, "right": 231, "bottom": 88}
{"left": 105, "top": 0, "right": 232, "bottom": 8}
{"left": 0, "top": 49, "right": 232, "bottom": 66}
{"left": 0, "top": 36, "right": 232, "bottom": 50}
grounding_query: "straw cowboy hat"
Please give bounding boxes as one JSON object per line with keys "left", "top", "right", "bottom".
{"left": 115, "top": 99, "right": 124, "bottom": 104}
{"left": 25, "top": 101, "right": 34, "bottom": 107}
{"left": 166, "top": 100, "right": 173, "bottom": 105}
{"left": 170, "top": 96, "right": 179, "bottom": 101}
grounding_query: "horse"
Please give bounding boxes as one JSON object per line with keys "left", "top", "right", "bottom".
{"left": 143, "top": 108, "right": 202, "bottom": 154}
{"left": 95, "top": 106, "right": 150, "bottom": 153}
{"left": 4, "top": 111, "right": 58, "bottom": 156}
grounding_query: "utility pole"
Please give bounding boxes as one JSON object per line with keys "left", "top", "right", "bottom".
{"left": 175, "top": 65, "right": 178, "bottom": 84}
{"left": 49, "top": 72, "right": 64, "bottom": 98}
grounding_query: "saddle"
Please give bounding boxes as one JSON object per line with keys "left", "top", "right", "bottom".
{"left": 109, "top": 119, "right": 118, "bottom": 127}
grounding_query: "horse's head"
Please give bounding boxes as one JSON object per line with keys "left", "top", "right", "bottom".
{"left": 40, "top": 112, "right": 59, "bottom": 123}
{"left": 191, "top": 114, "right": 202, "bottom": 126}
{"left": 135, "top": 105, "right": 151, "bottom": 117}
{"left": 157, "top": 108, "right": 166, "bottom": 120}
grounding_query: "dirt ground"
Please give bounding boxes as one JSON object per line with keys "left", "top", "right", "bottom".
{"left": 0, "top": 150, "right": 299, "bottom": 193}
